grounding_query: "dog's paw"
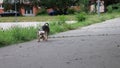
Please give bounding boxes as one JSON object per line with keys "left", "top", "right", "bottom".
{"left": 44, "top": 39, "right": 48, "bottom": 41}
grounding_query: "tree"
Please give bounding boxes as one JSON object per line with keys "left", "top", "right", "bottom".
{"left": 3, "top": 0, "right": 40, "bottom": 11}
{"left": 3, "top": 0, "right": 90, "bottom": 14}
{"left": 78, "top": 0, "right": 89, "bottom": 12}
{"left": 3, "top": 0, "right": 14, "bottom": 11}
{"left": 40, "top": 0, "right": 80, "bottom": 15}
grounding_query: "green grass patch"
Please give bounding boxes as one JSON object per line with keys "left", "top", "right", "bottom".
{"left": 0, "top": 15, "right": 76, "bottom": 22}
{"left": 0, "top": 27, "right": 37, "bottom": 47}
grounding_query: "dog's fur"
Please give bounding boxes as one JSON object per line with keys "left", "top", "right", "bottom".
{"left": 37, "top": 30, "right": 46, "bottom": 42}
{"left": 42, "top": 23, "right": 50, "bottom": 40}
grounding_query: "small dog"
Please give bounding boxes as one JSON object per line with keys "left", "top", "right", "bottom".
{"left": 37, "top": 23, "right": 50, "bottom": 42}
{"left": 37, "top": 30, "right": 46, "bottom": 42}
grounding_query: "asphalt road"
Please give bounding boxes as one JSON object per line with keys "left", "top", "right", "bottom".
{"left": 0, "top": 18, "right": 120, "bottom": 68}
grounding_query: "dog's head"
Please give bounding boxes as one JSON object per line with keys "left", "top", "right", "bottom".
{"left": 44, "top": 23, "right": 49, "bottom": 26}
{"left": 38, "top": 31, "right": 45, "bottom": 38}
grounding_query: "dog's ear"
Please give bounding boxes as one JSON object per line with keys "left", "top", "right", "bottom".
{"left": 45, "top": 23, "right": 49, "bottom": 26}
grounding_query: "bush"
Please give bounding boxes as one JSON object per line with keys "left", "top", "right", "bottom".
{"left": 67, "top": 8, "right": 76, "bottom": 14}
{"left": 75, "top": 12, "right": 87, "bottom": 22}
{"left": 112, "top": 3, "right": 120, "bottom": 12}
{"left": 107, "top": 3, "right": 120, "bottom": 13}
{"left": 107, "top": 5, "right": 113, "bottom": 13}
{"left": 37, "top": 8, "right": 47, "bottom": 15}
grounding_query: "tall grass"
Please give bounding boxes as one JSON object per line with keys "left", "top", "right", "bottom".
{"left": 0, "top": 27, "right": 37, "bottom": 47}
{"left": 0, "top": 15, "right": 76, "bottom": 22}
{"left": 50, "top": 15, "right": 74, "bottom": 34}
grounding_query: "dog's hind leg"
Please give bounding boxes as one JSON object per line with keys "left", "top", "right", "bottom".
{"left": 42, "top": 34, "right": 46, "bottom": 41}
{"left": 37, "top": 34, "right": 41, "bottom": 42}
{"left": 38, "top": 36, "right": 40, "bottom": 42}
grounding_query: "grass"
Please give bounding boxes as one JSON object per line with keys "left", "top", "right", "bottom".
{"left": 0, "top": 15, "right": 76, "bottom": 22}
{"left": 0, "top": 12, "right": 120, "bottom": 47}
{"left": 0, "top": 12, "right": 119, "bottom": 22}
{"left": 0, "top": 26, "right": 37, "bottom": 47}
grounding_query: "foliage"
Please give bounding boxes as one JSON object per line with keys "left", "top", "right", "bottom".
{"left": 75, "top": 12, "right": 87, "bottom": 22}
{"left": 3, "top": 0, "right": 20, "bottom": 11}
{"left": 78, "top": 0, "right": 89, "bottom": 13}
{"left": 3, "top": 0, "right": 90, "bottom": 14}
{"left": 67, "top": 8, "right": 76, "bottom": 14}
{"left": 37, "top": 8, "right": 47, "bottom": 15}
{"left": 107, "top": 3, "right": 120, "bottom": 13}
{"left": 27, "top": 0, "right": 41, "bottom": 5}
{"left": 112, "top": 3, "right": 120, "bottom": 12}
{"left": 40, "top": 0, "right": 80, "bottom": 15}
{"left": 49, "top": 15, "right": 68, "bottom": 34}
{"left": 49, "top": 22, "right": 74, "bottom": 34}
{"left": 107, "top": 5, "right": 113, "bottom": 13}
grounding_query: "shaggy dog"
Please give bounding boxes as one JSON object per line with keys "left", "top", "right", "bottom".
{"left": 37, "top": 23, "right": 50, "bottom": 42}
{"left": 37, "top": 30, "right": 46, "bottom": 42}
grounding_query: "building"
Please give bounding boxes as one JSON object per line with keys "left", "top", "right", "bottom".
{"left": 89, "top": 0, "right": 120, "bottom": 13}
{"left": 0, "top": 0, "right": 4, "bottom": 14}
{"left": 0, "top": 0, "right": 39, "bottom": 16}
{"left": 20, "top": 2, "right": 39, "bottom": 16}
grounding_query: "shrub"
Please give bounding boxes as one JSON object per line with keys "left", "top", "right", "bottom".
{"left": 107, "top": 5, "right": 113, "bottom": 13}
{"left": 75, "top": 12, "right": 87, "bottom": 22}
{"left": 112, "top": 3, "right": 120, "bottom": 12}
{"left": 67, "top": 8, "right": 76, "bottom": 14}
{"left": 37, "top": 8, "right": 47, "bottom": 15}
{"left": 107, "top": 3, "right": 120, "bottom": 13}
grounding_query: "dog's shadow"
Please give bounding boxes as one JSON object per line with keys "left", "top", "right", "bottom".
{"left": 37, "top": 38, "right": 58, "bottom": 43}
{"left": 43, "top": 39, "right": 59, "bottom": 43}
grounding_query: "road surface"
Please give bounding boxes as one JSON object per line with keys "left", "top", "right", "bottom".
{"left": 0, "top": 18, "right": 120, "bottom": 68}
